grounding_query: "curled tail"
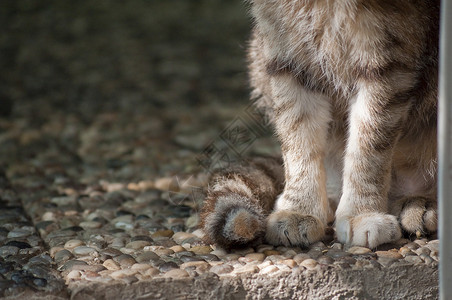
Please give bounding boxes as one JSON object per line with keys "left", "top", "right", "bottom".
{"left": 200, "top": 157, "right": 284, "bottom": 249}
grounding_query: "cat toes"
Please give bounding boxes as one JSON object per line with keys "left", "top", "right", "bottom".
{"left": 265, "top": 210, "right": 325, "bottom": 247}
{"left": 336, "top": 213, "right": 402, "bottom": 249}
{"left": 399, "top": 197, "right": 437, "bottom": 235}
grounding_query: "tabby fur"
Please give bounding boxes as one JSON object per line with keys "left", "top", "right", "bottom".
{"left": 201, "top": 0, "right": 439, "bottom": 249}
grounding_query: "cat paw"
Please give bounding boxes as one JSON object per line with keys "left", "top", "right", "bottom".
{"left": 399, "top": 197, "right": 437, "bottom": 234}
{"left": 265, "top": 210, "right": 325, "bottom": 247}
{"left": 336, "top": 212, "right": 402, "bottom": 248}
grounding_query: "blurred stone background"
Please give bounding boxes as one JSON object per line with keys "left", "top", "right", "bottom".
{"left": 0, "top": 0, "right": 279, "bottom": 185}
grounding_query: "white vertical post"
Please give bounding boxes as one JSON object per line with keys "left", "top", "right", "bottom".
{"left": 439, "top": 1, "right": 452, "bottom": 299}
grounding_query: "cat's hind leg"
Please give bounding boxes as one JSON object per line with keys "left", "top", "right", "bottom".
{"left": 392, "top": 196, "right": 437, "bottom": 235}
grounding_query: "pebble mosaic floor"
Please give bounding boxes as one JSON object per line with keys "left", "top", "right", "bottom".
{"left": 0, "top": 1, "right": 439, "bottom": 299}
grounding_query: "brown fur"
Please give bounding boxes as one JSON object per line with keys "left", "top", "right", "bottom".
{"left": 201, "top": 0, "right": 439, "bottom": 249}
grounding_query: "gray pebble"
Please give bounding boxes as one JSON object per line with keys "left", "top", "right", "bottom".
{"left": 73, "top": 246, "right": 97, "bottom": 256}
{"left": 54, "top": 249, "right": 74, "bottom": 263}
{"left": 0, "top": 245, "right": 19, "bottom": 257}
{"left": 159, "top": 261, "right": 179, "bottom": 272}
{"left": 114, "top": 254, "right": 136, "bottom": 267}
{"left": 59, "top": 260, "right": 88, "bottom": 271}
{"left": 317, "top": 256, "right": 335, "bottom": 265}
{"left": 136, "top": 251, "right": 160, "bottom": 263}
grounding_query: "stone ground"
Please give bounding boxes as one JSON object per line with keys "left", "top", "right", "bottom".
{"left": 0, "top": 1, "right": 439, "bottom": 299}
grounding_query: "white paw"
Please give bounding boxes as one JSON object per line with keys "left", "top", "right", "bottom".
{"left": 336, "top": 212, "right": 402, "bottom": 249}
{"left": 265, "top": 210, "right": 325, "bottom": 247}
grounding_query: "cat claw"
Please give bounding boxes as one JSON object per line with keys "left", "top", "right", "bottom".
{"left": 265, "top": 210, "right": 324, "bottom": 247}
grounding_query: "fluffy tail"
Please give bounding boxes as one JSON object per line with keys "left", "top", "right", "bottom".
{"left": 200, "top": 157, "right": 284, "bottom": 249}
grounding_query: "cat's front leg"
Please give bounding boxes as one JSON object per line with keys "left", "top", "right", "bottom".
{"left": 265, "top": 72, "right": 331, "bottom": 247}
{"left": 335, "top": 75, "right": 416, "bottom": 248}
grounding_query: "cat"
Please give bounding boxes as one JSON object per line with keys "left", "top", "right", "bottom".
{"left": 201, "top": 0, "right": 439, "bottom": 249}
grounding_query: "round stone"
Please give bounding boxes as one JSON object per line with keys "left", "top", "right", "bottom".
{"left": 347, "top": 246, "right": 372, "bottom": 255}
{"left": 280, "top": 259, "right": 297, "bottom": 268}
{"left": 125, "top": 241, "right": 151, "bottom": 250}
{"left": 375, "top": 251, "right": 403, "bottom": 260}
{"left": 0, "top": 246, "right": 19, "bottom": 257}
{"left": 163, "top": 269, "right": 189, "bottom": 278}
{"left": 5, "top": 241, "right": 31, "bottom": 249}
{"left": 169, "top": 245, "right": 185, "bottom": 253}
{"left": 293, "top": 253, "right": 310, "bottom": 264}
{"left": 300, "top": 259, "right": 318, "bottom": 270}
{"left": 260, "top": 265, "right": 280, "bottom": 275}
{"left": 404, "top": 255, "right": 423, "bottom": 264}
{"left": 73, "top": 246, "right": 97, "bottom": 256}
{"left": 245, "top": 253, "right": 266, "bottom": 262}
{"left": 232, "top": 265, "right": 259, "bottom": 275}
{"left": 110, "top": 269, "right": 138, "bottom": 280}
{"left": 318, "top": 256, "right": 335, "bottom": 265}
{"left": 103, "top": 259, "right": 121, "bottom": 271}
{"left": 172, "top": 232, "right": 197, "bottom": 244}
{"left": 159, "top": 262, "right": 179, "bottom": 272}
{"left": 154, "top": 248, "right": 175, "bottom": 256}
{"left": 189, "top": 246, "right": 212, "bottom": 255}
{"left": 143, "top": 267, "right": 160, "bottom": 277}
{"left": 59, "top": 260, "right": 88, "bottom": 271}
{"left": 210, "top": 264, "right": 234, "bottom": 275}
{"left": 55, "top": 249, "right": 74, "bottom": 263}
{"left": 114, "top": 254, "right": 137, "bottom": 267}
{"left": 7, "top": 228, "right": 32, "bottom": 238}
{"left": 210, "top": 249, "right": 227, "bottom": 257}
{"left": 64, "top": 239, "right": 84, "bottom": 249}
{"left": 67, "top": 270, "right": 81, "bottom": 280}
{"left": 136, "top": 251, "right": 160, "bottom": 263}
{"left": 152, "top": 230, "right": 174, "bottom": 238}
{"left": 79, "top": 221, "right": 103, "bottom": 229}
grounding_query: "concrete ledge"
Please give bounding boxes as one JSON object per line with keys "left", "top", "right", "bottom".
{"left": 67, "top": 264, "right": 438, "bottom": 300}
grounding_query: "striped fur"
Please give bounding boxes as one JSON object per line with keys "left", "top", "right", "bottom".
{"left": 201, "top": 0, "right": 439, "bottom": 249}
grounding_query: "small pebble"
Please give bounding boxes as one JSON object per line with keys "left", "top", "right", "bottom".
{"left": 163, "top": 269, "right": 189, "bottom": 278}
{"left": 55, "top": 249, "right": 74, "bottom": 263}
{"left": 126, "top": 241, "right": 151, "bottom": 250}
{"left": 245, "top": 253, "right": 266, "bottom": 262}
{"left": 103, "top": 259, "right": 121, "bottom": 271}
{"left": 79, "top": 221, "right": 102, "bottom": 229}
{"left": 347, "top": 246, "right": 372, "bottom": 255}
{"left": 143, "top": 267, "right": 160, "bottom": 277}
{"left": 172, "top": 232, "right": 197, "bottom": 244}
{"left": 0, "top": 246, "right": 19, "bottom": 257}
{"left": 73, "top": 246, "right": 97, "bottom": 256}
{"left": 190, "top": 246, "right": 212, "bottom": 255}
{"left": 404, "top": 255, "right": 423, "bottom": 264}
{"left": 170, "top": 245, "right": 185, "bottom": 253}
{"left": 114, "top": 254, "right": 136, "bottom": 267}
{"left": 300, "top": 259, "right": 318, "bottom": 270}
{"left": 131, "top": 263, "right": 151, "bottom": 272}
{"left": 280, "top": 259, "right": 297, "bottom": 268}
{"left": 260, "top": 265, "right": 280, "bottom": 275}
{"left": 210, "top": 264, "right": 234, "bottom": 275}
{"left": 154, "top": 248, "right": 174, "bottom": 256}
{"left": 64, "top": 239, "right": 84, "bottom": 249}
{"left": 152, "top": 230, "right": 174, "bottom": 238}
{"left": 293, "top": 253, "right": 310, "bottom": 264}
{"left": 136, "top": 251, "right": 160, "bottom": 263}
{"left": 66, "top": 270, "right": 81, "bottom": 280}
{"left": 110, "top": 269, "right": 138, "bottom": 280}
{"left": 263, "top": 250, "right": 280, "bottom": 257}
{"left": 375, "top": 250, "right": 402, "bottom": 260}
{"left": 159, "top": 262, "right": 179, "bottom": 272}
{"left": 232, "top": 264, "right": 259, "bottom": 275}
